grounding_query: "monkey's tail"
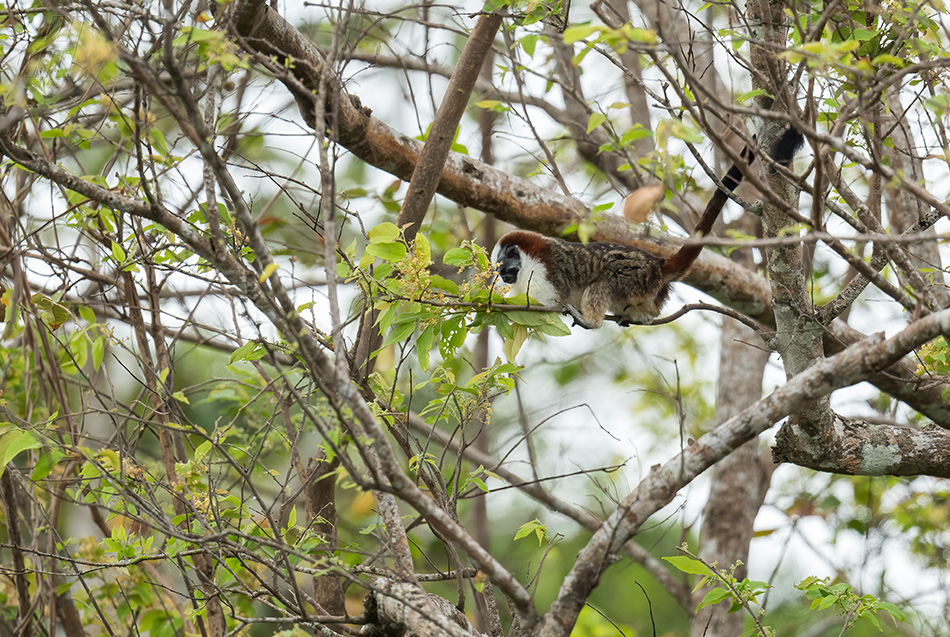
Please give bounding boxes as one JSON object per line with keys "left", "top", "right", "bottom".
{"left": 661, "top": 129, "right": 804, "bottom": 281}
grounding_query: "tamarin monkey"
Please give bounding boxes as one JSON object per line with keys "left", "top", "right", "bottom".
{"left": 491, "top": 129, "right": 804, "bottom": 329}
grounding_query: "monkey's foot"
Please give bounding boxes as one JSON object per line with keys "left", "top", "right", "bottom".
{"left": 615, "top": 314, "right": 651, "bottom": 327}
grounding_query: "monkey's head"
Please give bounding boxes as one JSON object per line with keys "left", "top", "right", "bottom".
{"left": 494, "top": 242, "right": 522, "bottom": 284}
{"left": 490, "top": 231, "right": 560, "bottom": 306}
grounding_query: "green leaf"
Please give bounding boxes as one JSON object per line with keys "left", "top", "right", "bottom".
{"left": 416, "top": 325, "right": 436, "bottom": 372}
{"left": 537, "top": 316, "right": 571, "bottom": 337}
{"left": 439, "top": 316, "right": 465, "bottom": 359}
{"left": 150, "top": 128, "right": 169, "bottom": 157}
{"left": 586, "top": 112, "right": 607, "bottom": 134}
{"left": 504, "top": 325, "right": 529, "bottom": 362}
{"left": 736, "top": 88, "right": 768, "bottom": 104}
{"left": 876, "top": 602, "right": 906, "bottom": 622}
{"left": 443, "top": 247, "right": 470, "bottom": 267}
{"left": 513, "top": 519, "right": 547, "bottom": 545}
{"left": 194, "top": 440, "right": 212, "bottom": 462}
{"left": 620, "top": 126, "right": 652, "bottom": 145}
{"left": 32, "top": 450, "right": 64, "bottom": 481}
{"left": 863, "top": 613, "right": 881, "bottom": 629}
{"left": 469, "top": 476, "right": 489, "bottom": 492}
{"left": 382, "top": 321, "right": 416, "bottom": 348}
{"left": 258, "top": 262, "right": 279, "bottom": 282}
{"left": 871, "top": 53, "right": 904, "bottom": 67}
{"left": 110, "top": 241, "right": 126, "bottom": 263}
{"left": 520, "top": 34, "right": 539, "bottom": 56}
{"left": 697, "top": 587, "right": 734, "bottom": 610}
{"left": 505, "top": 310, "right": 554, "bottom": 326}
{"left": 662, "top": 555, "right": 714, "bottom": 577}
{"left": 414, "top": 232, "right": 431, "bottom": 264}
{"left": 818, "top": 594, "right": 837, "bottom": 610}
{"left": 429, "top": 275, "right": 459, "bottom": 294}
{"left": 0, "top": 430, "right": 42, "bottom": 474}
{"left": 230, "top": 341, "right": 257, "bottom": 363}
{"left": 78, "top": 305, "right": 96, "bottom": 325}
{"left": 365, "top": 241, "right": 407, "bottom": 262}
{"left": 368, "top": 222, "right": 400, "bottom": 244}
{"left": 91, "top": 336, "right": 105, "bottom": 371}
{"left": 375, "top": 303, "right": 398, "bottom": 334}
{"left": 563, "top": 25, "right": 600, "bottom": 44}
{"left": 475, "top": 100, "right": 503, "bottom": 111}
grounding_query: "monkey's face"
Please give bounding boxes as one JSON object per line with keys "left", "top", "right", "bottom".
{"left": 490, "top": 239, "right": 560, "bottom": 306}
{"left": 493, "top": 243, "right": 522, "bottom": 284}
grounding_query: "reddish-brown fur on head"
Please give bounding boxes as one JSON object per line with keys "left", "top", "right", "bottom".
{"left": 495, "top": 230, "right": 556, "bottom": 274}
{"left": 497, "top": 230, "right": 551, "bottom": 260}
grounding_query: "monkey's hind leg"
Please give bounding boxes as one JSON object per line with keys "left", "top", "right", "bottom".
{"left": 616, "top": 313, "right": 651, "bottom": 327}
{"left": 615, "top": 298, "right": 662, "bottom": 326}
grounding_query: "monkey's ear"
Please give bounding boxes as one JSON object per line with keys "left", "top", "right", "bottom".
{"left": 622, "top": 185, "right": 664, "bottom": 223}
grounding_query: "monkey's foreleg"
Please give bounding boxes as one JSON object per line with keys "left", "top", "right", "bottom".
{"left": 574, "top": 286, "right": 610, "bottom": 329}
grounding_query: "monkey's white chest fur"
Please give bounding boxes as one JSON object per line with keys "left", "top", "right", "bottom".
{"left": 493, "top": 248, "right": 560, "bottom": 306}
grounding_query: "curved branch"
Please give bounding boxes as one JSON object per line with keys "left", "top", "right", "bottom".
{"left": 221, "top": 0, "right": 588, "bottom": 236}
{"left": 535, "top": 309, "right": 950, "bottom": 637}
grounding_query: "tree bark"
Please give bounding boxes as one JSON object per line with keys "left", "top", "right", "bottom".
{"left": 691, "top": 319, "right": 772, "bottom": 637}
{"left": 308, "top": 454, "right": 346, "bottom": 615}
{"left": 773, "top": 417, "right": 950, "bottom": 476}
{"left": 884, "top": 93, "right": 949, "bottom": 308}
{"left": 397, "top": 8, "right": 503, "bottom": 242}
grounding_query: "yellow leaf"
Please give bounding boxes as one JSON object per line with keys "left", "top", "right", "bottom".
{"left": 504, "top": 325, "right": 529, "bottom": 362}
{"left": 622, "top": 184, "right": 664, "bottom": 223}
{"left": 259, "top": 262, "right": 280, "bottom": 282}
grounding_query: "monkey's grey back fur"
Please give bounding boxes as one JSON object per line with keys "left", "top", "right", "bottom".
{"left": 546, "top": 239, "right": 669, "bottom": 328}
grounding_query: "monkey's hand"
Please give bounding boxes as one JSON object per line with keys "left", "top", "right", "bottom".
{"left": 564, "top": 305, "right": 595, "bottom": 330}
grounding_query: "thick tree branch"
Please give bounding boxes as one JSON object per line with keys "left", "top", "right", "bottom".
{"left": 824, "top": 321, "right": 950, "bottom": 426}
{"left": 221, "top": 0, "right": 587, "bottom": 236}
{"left": 773, "top": 416, "right": 950, "bottom": 477}
{"left": 397, "top": 8, "right": 503, "bottom": 242}
{"left": 0, "top": 471, "right": 31, "bottom": 635}
{"left": 365, "top": 577, "right": 488, "bottom": 637}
